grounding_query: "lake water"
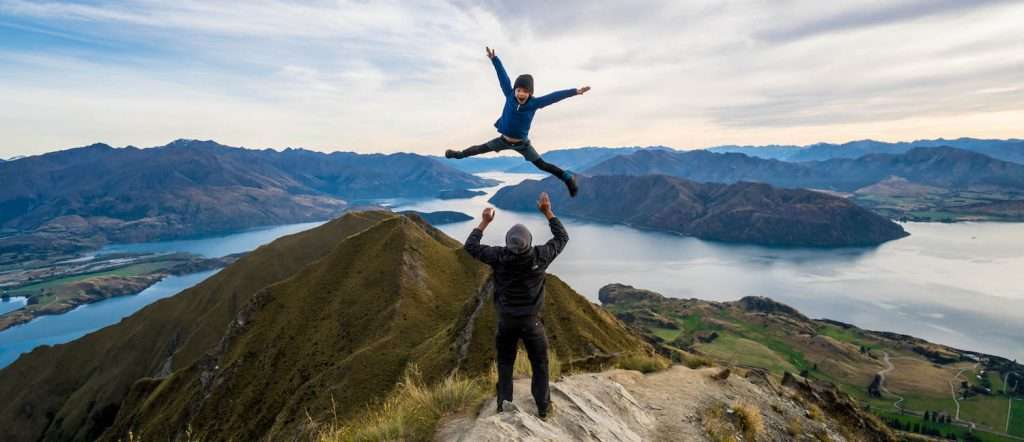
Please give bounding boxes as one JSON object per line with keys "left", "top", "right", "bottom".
{"left": 1, "top": 172, "right": 1021, "bottom": 369}
{"left": 0, "top": 271, "right": 216, "bottom": 367}
{"left": 393, "top": 172, "right": 1024, "bottom": 362}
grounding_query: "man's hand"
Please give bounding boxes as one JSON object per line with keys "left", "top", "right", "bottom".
{"left": 478, "top": 207, "right": 495, "bottom": 230}
{"left": 576, "top": 86, "right": 591, "bottom": 95}
{"left": 537, "top": 192, "right": 555, "bottom": 219}
{"left": 486, "top": 46, "right": 496, "bottom": 59}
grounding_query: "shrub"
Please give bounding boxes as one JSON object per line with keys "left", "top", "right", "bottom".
{"left": 732, "top": 401, "right": 765, "bottom": 440}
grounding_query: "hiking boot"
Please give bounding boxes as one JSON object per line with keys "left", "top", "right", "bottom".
{"left": 565, "top": 174, "right": 579, "bottom": 198}
{"left": 498, "top": 400, "right": 518, "bottom": 413}
{"left": 538, "top": 401, "right": 554, "bottom": 420}
{"left": 445, "top": 149, "right": 461, "bottom": 159}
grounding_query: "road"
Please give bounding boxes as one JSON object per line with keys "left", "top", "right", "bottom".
{"left": 878, "top": 352, "right": 904, "bottom": 410}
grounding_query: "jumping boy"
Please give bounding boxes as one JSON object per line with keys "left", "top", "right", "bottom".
{"left": 445, "top": 46, "right": 590, "bottom": 197}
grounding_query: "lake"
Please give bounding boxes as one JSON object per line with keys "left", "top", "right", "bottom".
{"left": 1, "top": 172, "right": 1021, "bottom": 369}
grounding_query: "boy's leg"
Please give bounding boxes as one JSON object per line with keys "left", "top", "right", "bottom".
{"left": 447, "top": 137, "right": 504, "bottom": 159}
{"left": 522, "top": 317, "right": 551, "bottom": 416}
{"left": 517, "top": 140, "right": 579, "bottom": 197}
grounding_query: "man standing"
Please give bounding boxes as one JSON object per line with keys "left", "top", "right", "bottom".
{"left": 463, "top": 192, "right": 569, "bottom": 419}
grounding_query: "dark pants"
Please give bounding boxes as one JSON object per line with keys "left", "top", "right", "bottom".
{"left": 495, "top": 315, "right": 550, "bottom": 412}
{"left": 456, "top": 137, "right": 570, "bottom": 182}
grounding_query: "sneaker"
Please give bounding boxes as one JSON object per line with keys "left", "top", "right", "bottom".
{"left": 444, "top": 149, "right": 461, "bottom": 159}
{"left": 498, "top": 400, "right": 518, "bottom": 413}
{"left": 565, "top": 174, "right": 579, "bottom": 198}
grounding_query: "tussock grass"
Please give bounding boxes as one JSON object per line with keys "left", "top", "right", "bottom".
{"left": 616, "top": 353, "right": 670, "bottom": 374}
{"left": 732, "top": 401, "right": 765, "bottom": 440}
{"left": 807, "top": 403, "right": 824, "bottom": 422}
{"left": 317, "top": 365, "right": 489, "bottom": 442}
{"left": 701, "top": 403, "right": 738, "bottom": 442}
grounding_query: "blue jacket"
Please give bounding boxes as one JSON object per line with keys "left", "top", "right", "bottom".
{"left": 491, "top": 56, "right": 577, "bottom": 140}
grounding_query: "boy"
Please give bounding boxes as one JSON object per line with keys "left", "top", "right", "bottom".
{"left": 446, "top": 46, "right": 590, "bottom": 197}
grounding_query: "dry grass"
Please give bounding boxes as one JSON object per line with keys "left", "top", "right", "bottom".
{"left": 786, "top": 416, "right": 803, "bottom": 437}
{"left": 732, "top": 401, "right": 765, "bottom": 440}
{"left": 807, "top": 403, "right": 824, "bottom": 422}
{"left": 701, "top": 403, "right": 739, "bottom": 442}
{"left": 616, "top": 353, "right": 670, "bottom": 374}
{"left": 316, "top": 365, "right": 489, "bottom": 442}
{"left": 504, "top": 346, "right": 562, "bottom": 380}
{"left": 680, "top": 351, "right": 713, "bottom": 369}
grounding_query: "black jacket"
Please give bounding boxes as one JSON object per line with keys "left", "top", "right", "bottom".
{"left": 464, "top": 217, "right": 569, "bottom": 317}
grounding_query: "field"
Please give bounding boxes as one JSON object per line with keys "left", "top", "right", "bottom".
{"left": 1009, "top": 398, "right": 1024, "bottom": 437}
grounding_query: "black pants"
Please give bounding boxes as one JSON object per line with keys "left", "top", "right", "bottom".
{"left": 457, "top": 137, "right": 570, "bottom": 182}
{"left": 495, "top": 315, "right": 550, "bottom": 412}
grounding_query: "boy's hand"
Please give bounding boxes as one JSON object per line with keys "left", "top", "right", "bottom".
{"left": 577, "top": 86, "right": 591, "bottom": 95}
{"left": 537, "top": 192, "right": 555, "bottom": 219}
{"left": 486, "top": 47, "right": 496, "bottom": 59}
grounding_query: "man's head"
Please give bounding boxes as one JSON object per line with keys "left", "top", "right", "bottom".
{"left": 505, "top": 224, "right": 533, "bottom": 254}
{"left": 513, "top": 74, "right": 533, "bottom": 104}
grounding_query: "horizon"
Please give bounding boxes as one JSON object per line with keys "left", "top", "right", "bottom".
{"left": 6, "top": 135, "right": 1024, "bottom": 160}
{"left": 2, "top": 1, "right": 1023, "bottom": 157}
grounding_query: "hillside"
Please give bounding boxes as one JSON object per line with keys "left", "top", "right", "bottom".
{"left": 0, "top": 211, "right": 653, "bottom": 441}
{"left": 600, "top": 283, "right": 1024, "bottom": 441}
{"left": 0, "top": 139, "right": 494, "bottom": 264}
{"left": 489, "top": 175, "right": 908, "bottom": 247}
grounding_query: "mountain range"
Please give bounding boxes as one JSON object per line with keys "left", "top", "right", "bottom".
{"left": 490, "top": 175, "right": 908, "bottom": 247}
{"left": 585, "top": 146, "right": 1024, "bottom": 193}
{"left": 0, "top": 139, "right": 495, "bottom": 264}
{"left": 434, "top": 146, "right": 672, "bottom": 174}
{"left": 0, "top": 211, "right": 653, "bottom": 441}
{"left": 708, "top": 137, "right": 1024, "bottom": 164}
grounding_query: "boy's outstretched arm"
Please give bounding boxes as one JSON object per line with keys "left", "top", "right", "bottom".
{"left": 487, "top": 46, "right": 512, "bottom": 97}
{"left": 532, "top": 86, "right": 591, "bottom": 109}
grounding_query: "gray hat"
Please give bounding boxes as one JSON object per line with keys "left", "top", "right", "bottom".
{"left": 505, "top": 224, "right": 533, "bottom": 254}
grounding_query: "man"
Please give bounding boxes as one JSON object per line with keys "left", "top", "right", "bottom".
{"left": 463, "top": 192, "right": 569, "bottom": 419}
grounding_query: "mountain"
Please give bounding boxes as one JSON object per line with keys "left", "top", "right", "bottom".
{"left": 708, "top": 138, "right": 1024, "bottom": 164}
{"left": 599, "top": 283, "right": 1024, "bottom": 440}
{"left": 0, "top": 211, "right": 653, "bottom": 441}
{"left": 489, "top": 175, "right": 908, "bottom": 247}
{"left": 505, "top": 146, "right": 672, "bottom": 173}
{"left": 586, "top": 147, "right": 1024, "bottom": 193}
{"left": 435, "top": 146, "right": 673, "bottom": 173}
{"left": 0, "top": 140, "right": 495, "bottom": 263}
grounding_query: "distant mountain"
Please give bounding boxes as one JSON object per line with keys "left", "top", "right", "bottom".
{"left": 0, "top": 211, "right": 654, "bottom": 441}
{"left": 708, "top": 138, "right": 1024, "bottom": 164}
{"left": 505, "top": 146, "right": 672, "bottom": 173}
{"left": 586, "top": 147, "right": 1024, "bottom": 193}
{"left": 436, "top": 146, "right": 673, "bottom": 173}
{"left": 0, "top": 140, "right": 495, "bottom": 263}
{"left": 398, "top": 210, "right": 472, "bottom": 225}
{"left": 490, "top": 175, "right": 908, "bottom": 247}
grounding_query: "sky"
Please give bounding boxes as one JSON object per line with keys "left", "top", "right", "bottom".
{"left": 1, "top": 0, "right": 1022, "bottom": 157}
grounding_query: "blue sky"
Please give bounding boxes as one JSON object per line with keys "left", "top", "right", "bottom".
{"left": 1, "top": 0, "right": 1022, "bottom": 157}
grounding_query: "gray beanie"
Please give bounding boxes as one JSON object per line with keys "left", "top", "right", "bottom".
{"left": 505, "top": 224, "right": 533, "bottom": 254}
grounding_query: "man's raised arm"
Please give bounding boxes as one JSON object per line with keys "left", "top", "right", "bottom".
{"left": 536, "top": 193, "right": 568, "bottom": 262}
{"left": 464, "top": 207, "right": 501, "bottom": 265}
{"left": 532, "top": 86, "right": 591, "bottom": 109}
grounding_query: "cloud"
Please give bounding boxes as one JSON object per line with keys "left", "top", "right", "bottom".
{"left": 0, "top": 0, "right": 1022, "bottom": 156}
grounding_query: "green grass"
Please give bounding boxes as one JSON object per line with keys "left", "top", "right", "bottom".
{"left": 818, "top": 324, "right": 877, "bottom": 350}
{"left": 652, "top": 327, "right": 682, "bottom": 342}
{"left": 959, "top": 395, "right": 1009, "bottom": 431}
{"left": 1009, "top": 398, "right": 1024, "bottom": 437}
{"left": 696, "top": 333, "right": 797, "bottom": 374}
{"left": 7, "top": 261, "right": 177, "bottom": 296}
{"left": 877, "top": 411, "right": 1016, "bottom": 442}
